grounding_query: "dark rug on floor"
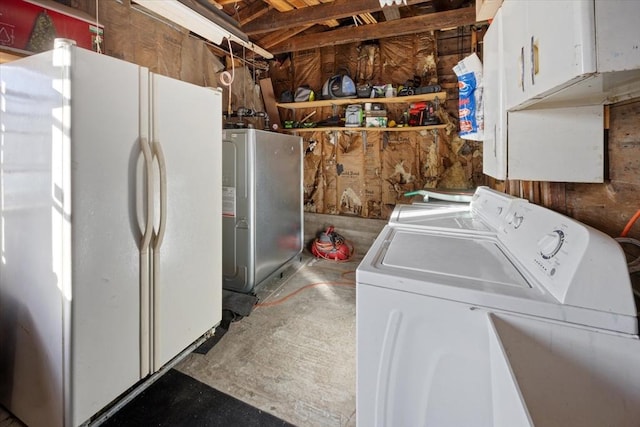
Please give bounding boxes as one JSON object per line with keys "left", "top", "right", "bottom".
{"left": 100, "top": 369, "right": 294, "bottom": 427}
{"left": 194, "top": 290, "right": 258, "bottom": 355}
{"left": 222, "top": 289, "right": 259, "bottom": 317}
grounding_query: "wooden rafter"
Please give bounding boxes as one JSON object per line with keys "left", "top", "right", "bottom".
{"left": 270, "top": 6, "right": 476, "bottom": 54}
{"left": 206, "top": 0, "right": 223, "bottom": 10}
{"left": 236, "top": 2, "right": 272, "bottom": 26}
{"left": 243, "top": 0, "right": 433, "bottom": 35}
{"left": 257, "top": 24, "right": 315, "bottom": 48}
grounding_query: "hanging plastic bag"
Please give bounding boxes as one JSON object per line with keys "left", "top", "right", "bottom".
{"left": 453, "top": 53, "right": 484, "bottom": 141}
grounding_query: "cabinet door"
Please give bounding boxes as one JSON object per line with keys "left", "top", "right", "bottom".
{"left": 507, "top": 105, "right": 603, "bottom": 182}
{"left": 523, "top": 0, "right": 596, "bottom": 103}
{"left": 502, "top": 0, "right": 528, "bottom": 110}
{"left": 503, "top": 0, "right": 596, "bottom": 110}
{"left": 482, "top": 8, "right": 507, "bottom": 179}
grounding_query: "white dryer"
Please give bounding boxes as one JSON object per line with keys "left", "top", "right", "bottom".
{"left": 356, "top": 190, "right": 639, "bottom": 427}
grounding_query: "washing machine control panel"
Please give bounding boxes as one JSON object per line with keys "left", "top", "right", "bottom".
{"left": 471, "top": 186, "right": 522, "bottom": 230}
{"left": 499, "top": 201, "right": 589, "bottom": 302}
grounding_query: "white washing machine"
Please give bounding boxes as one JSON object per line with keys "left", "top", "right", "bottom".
{"left": 356, "top": 190, "right": 640, "bottom": 427}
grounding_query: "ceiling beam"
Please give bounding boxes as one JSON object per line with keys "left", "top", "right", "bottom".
{"left": 269, "top": 6, "right": 476, "bottom": 54}
{"left": 258, "top": 25, "right": 315, "bottom": 49}
{"left": 243, "top": 0, "right": 433, "bottom": 35}
{"left": 236, "top": 2, "right": 272, "bottom": 26}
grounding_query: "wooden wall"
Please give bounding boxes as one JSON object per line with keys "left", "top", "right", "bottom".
{"left": 274, "top": 31, "right": 485, "bottom": 220}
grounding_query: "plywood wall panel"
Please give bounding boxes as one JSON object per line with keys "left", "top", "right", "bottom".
{"left": 608, "top": 101, "right": 640, "bottom": 186}
{"left": 180, "top": 35, "right": 206, "bottom": 86}
{"left": 322, "top": 132, "right": 339, "bottom": 215}
{"left": 380, "top": 36, "right": 416, "bottom": 86}
{"left": 336, "top": 132, "right": 366, "bottom": 216}
{"left": 334, "top": 44, "right": 360, "bottom": 84}
{"left": 293, "top": 49, "right": 322, "bottom": 93}
{"left": 415, "top": 31, "right": 438, "bottom": 86}
{"left": 364, "top": 133, "right": 384, "bottom": 219}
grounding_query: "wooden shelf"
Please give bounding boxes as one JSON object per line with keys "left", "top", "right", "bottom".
{"left": 276, "top": 92, "right": 447, "bottom": 109}
{"left": 283, "top": 124, "right": 447, "bottom": 133}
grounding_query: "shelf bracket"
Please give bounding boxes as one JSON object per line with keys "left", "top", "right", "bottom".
{"left": 361, "top": 130, "right": 368, "bottom": 152}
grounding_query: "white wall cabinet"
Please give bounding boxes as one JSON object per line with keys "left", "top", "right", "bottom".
{"left": 483, "top": 0, "right": 640, "bottom": 183}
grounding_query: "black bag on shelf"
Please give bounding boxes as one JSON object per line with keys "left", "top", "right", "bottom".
{"left": 279, "top": 90, "right": 294, "bottom": 103}
{"left": 321, "top": 67, "right": 357, "bottom": 99}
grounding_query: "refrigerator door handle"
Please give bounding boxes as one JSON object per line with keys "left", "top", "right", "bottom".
{"left": 140, "top": 137, "right": 154, "bottom": 251}
{"left": 139, "top": 136, "right": 154, "bottom": 377}
{"left": 151, "top": 140, "right": 168, "bottom": 251}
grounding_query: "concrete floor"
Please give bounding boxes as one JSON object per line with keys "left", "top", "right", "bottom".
{"left": 176, "top": 252, "right": 360, "bottom": 427}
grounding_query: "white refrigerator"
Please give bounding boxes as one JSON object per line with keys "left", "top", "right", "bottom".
{"left": 0, "top": 41, "right": 222, "bottom": 427}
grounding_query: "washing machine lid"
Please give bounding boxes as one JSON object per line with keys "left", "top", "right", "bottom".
{"left": 382, "top": 230, "right": 529, "bottom": 289}
{"left": 357, "top": 226, "right": 638, "bottom": 335}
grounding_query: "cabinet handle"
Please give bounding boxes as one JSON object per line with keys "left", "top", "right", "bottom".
{"left": 520, "top": 46, "right": 525, "bottom": 92}
{"left": 530, "top": 36, "right": 538, "bottom": 85}
{"left": 493, "top": 124, "right": 497, "bottom": 158}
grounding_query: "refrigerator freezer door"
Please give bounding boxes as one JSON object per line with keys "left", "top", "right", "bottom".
{"left": 150, "top": 74, "right": 222, "bottom": 371}
{"left": 70, "top": 47, "right": 146, "bottom": 426}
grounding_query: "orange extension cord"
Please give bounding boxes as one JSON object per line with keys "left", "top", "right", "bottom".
{"left": 255, "top": 270, "right": 356, "bottom": 308}
{"left": 621, "top": 209, "right": 640, "bottom": 237}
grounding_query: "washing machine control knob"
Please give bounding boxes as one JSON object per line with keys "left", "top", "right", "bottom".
{"left": 538, "top": 230, "right": 565, "bottom": 259}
